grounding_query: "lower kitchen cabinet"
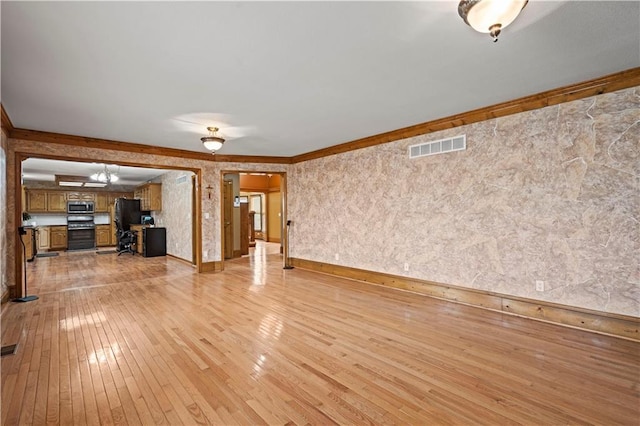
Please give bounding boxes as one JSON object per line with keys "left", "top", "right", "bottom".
{"left": 96, "top": 225, "right": 111, "bottom": 247}
{"left": 50, "top": 226, "right": 68, "bottom": 250}
{"left": 37, "top": 227, "right": 50, "bottom": 251}
{"left": 21, "top": 228, "right": 36, "bottom": 261}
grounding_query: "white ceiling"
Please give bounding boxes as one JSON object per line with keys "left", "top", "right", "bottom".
{"left": 21, "top": 158, "right": 168, "bottom": 187}
{"left": 2, "top": 1, "right": 639, "bottom": 157}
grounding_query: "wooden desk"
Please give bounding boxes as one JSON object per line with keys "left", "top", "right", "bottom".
{"left": 129, "top": 224, "right": 149, "bottom": 255}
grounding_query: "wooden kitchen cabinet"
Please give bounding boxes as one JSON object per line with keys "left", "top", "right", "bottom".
{"left": 95, "top": 193, "right": 109, "bottom": 212}
{"left": 26, "top": 190, "right": 47, "bottom": 212}
{"left": 135, "top": 183, "right": 162, "bottom": 211}
{"left": 25, "top": 190, "right": 137, "bottom": 213}
{"left": 37, "top": 227, "right": 50, "bottom": 251}
{"left": 26, "top": 190, "right": 66, "bottom": 213}
{"left": 50, "top": 226, "right": 68, "bottom": 250}
{"left": 149, "top": 185, "right": 162, "bottom": 211}
{"left": 21, "top": 228, "right": 35, "bottom": 261}
{"left": 47, "top": 192, "right": 67, "bottom": 212}
{"left": 96, "top": 225, "right": 111, "bottom": 247}
{"left": 67, "top": 192, "right": 95, "bottom": 201}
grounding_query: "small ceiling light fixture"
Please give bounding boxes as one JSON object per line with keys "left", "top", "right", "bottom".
{"left": 201, "top": 126, "right": 225, "bottom": 153}
{"left": 458, "top": 0, "right": 528, "bottom": 42}
{"left": 90, "top": 164, "right": 119, "bottom": 183}
{"left": 55, "top": 174, "right": 108, "bottom": 187}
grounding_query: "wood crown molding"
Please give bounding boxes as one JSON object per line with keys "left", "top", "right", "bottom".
{"left": 10, "top": 128, "right": 292, "bottom": 164}
{"left": 4, "top": 68, "right": 639, "bottom": 164}
{"left": 1, "top": 104, "right": 14, "bottom": 135}
{"left": 291, "top": 67, "right": 640, "bottom": 163}
{"left": 212, "top": 154, "right": 292, "bottom": 164}
{"left": 291, "top": 258, "right": 640, "bottom": 341}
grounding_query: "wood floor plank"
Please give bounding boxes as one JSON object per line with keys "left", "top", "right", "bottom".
{"left": 58, "top": 303, "right": 74, "bottom": 425}
{"left": 66, "top": 292, "right": 88, "bottom": 426}
{"left": 1, "top": 372, "right": 17, "bottom": 424}
{"left": 46, "top": 296, "right": 61, "bottom": 425}
{"left": 2, "top": 243, "right": 639, "bottom": 425}
{"left": 18, "top": 370, "right": 39, "bottom": 425}
{"left": 3, "top": 361, "right": 31, "bottom": 425}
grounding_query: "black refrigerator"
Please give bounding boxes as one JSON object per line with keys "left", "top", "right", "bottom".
{"left": 114, "top": 198, "right": 141, "bottom": 231}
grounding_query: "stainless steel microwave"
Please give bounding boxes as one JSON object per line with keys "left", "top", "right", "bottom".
{"left": 67, "top": 201, "right": 95, "bottom": 214}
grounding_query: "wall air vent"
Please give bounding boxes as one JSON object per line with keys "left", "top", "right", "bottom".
{"left": 409, "top": 135, "right": 466, "bottom": 159}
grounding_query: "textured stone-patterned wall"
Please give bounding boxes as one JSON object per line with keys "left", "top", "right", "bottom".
{"left": 1, "top": 129, "right": 7, "bottom": 298}
{"left": 4, "top": 139, "right": 287, "bottom": 290}
{"left": 153, "top": 170, "right": 194, "bottom": 262}
{"left": 289, "top": 87, "right": 639, "bottom": 316}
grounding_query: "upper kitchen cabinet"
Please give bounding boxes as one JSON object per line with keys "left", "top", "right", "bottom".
{"left": 135, "top": 183, "right": 162, "bottom": 211}
{"left": 48, "top": 192, "right": 67, "bottom": 212}
{"left": 26, "top": 190, "right": 47, "bottom": 212}
{"left": 95, "top": 193, "right": 109, "bottom": 212}
{"left": 25, "top": 190, "right": 135, "bottom": 213}
{"left": 26, "top": 190, "right": 66, "bottom": 213}
{"left": 67, "top": 192, "right": 96, "bottom": 201}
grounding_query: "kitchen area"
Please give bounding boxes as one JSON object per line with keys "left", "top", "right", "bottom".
{"left": 21, "top": 183, "right": 166, "bottom": 259}
{"left": 20, "top": 159, "right": 197, "bottom": 265}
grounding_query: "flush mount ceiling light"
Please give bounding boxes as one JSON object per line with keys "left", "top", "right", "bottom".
{"left": 90, "top": 164, "right": 119, "bottom": 183}
{"left": 55, "top": 174, "right": 107, "bottom": 188}
{"left": 201, "top": 126, "right": 225, "bottom": 153}
{"left": 458, "top": 0, "right": 528, "bottom": 42}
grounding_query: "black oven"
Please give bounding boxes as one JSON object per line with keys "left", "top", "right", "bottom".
{"left": 67, "top": 214, "right": 96, "bottom": 250}
{"left": 67, "top": 201, "right": 95, "bottom": 214}
{"left": 67, "top": 227, "right": 96, "bottom": 250}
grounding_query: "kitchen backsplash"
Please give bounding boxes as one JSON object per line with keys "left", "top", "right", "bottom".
{"left": 25, "top": 212, "right": 110, "bottom": 226}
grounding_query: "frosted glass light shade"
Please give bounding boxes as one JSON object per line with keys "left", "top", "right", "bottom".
{"left": 202, "top": 137, "right": 224, "bottom": 151}
{"left": 459, "top": 0, "right": 528, "bottom": 41}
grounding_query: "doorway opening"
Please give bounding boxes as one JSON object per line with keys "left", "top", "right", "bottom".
{"left": 221, "top": 171, "right": 288, "bottom": 270}
{"left": 15, "top": 155, "right": 203, "bottom": 299}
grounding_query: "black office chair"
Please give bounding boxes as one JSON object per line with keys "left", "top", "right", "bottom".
{"left": 115, "top": 221, "right": 136, "bottom": 256}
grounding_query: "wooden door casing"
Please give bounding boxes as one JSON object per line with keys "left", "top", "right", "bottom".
{"left": 223, "top": 180, "right": 234, "bottom": 260}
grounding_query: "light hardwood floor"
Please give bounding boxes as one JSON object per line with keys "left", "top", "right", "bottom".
{"left": 2, "top": 244, "right": 639, "bottom": 425}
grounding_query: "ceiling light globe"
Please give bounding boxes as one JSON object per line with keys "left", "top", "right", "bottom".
{"left": 202, "top": 137, "right": 224, "bottom": 152}
{"left": 459, "top": 0, "right": 528, "bottom": 40}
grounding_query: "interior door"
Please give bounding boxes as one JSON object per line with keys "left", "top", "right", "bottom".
{"left": 223, "top": 180, "right": 234, "bottom": 259}
{"left": 267, "top": 191, "right": 282, "bottom": 244}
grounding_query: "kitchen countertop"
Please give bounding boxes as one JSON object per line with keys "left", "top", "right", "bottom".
{"left": 23, "top": 212, "right": 111, "bottom": 227}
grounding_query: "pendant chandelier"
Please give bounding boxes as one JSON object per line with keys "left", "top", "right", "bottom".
{"left": 201, "top": 127, "right": 225, "bottom": 153}
{"left": 90, "top": 164, "right": 119, "bottom": 183}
